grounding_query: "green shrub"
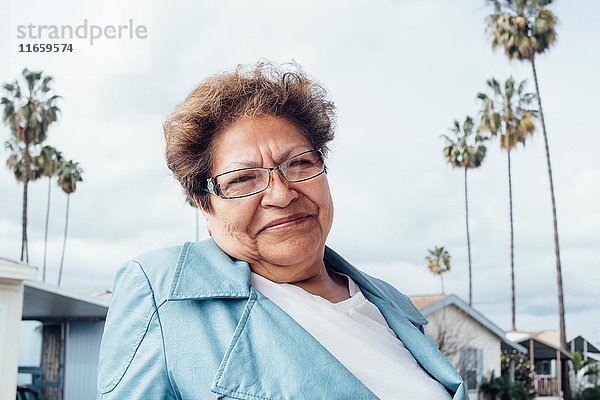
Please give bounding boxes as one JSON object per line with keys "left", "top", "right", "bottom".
{"left": 575, "top": 387, "right": 600, "bottom": 400}
{"left": 480, "top": 373, "right": 534, "bottom": 400}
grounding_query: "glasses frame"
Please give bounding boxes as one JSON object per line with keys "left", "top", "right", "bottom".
{"left": 203, "top": 148, "right": 326, "bottom": 199}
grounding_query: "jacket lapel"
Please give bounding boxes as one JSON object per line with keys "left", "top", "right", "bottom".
{"left": 367, "top": 298, "right": 468, "bottom": 400}
{"left": 210, "top": 287, "right": 378, "bottom": 400}
{"left": 323, "top": 246, "right": 467, "bottom": 399}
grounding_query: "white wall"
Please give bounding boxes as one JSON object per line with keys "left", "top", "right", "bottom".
{"left": 424, "top": 304, "right": 502, "bottom": 400}
{"left": 0, "top": 279, "right": 26, "bottom": 400}
{"left": 18, "top": 321, "right": 43, "bottom": 366}
{"left": 17, "top": 321, "right": 43, "bottom": 385}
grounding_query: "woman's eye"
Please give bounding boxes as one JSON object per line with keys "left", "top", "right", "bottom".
{"left": 228, "top": 175, "right": 255, "bottom": 185}
{"left": 288, "top": 159, "right": 311, "bottom": 167}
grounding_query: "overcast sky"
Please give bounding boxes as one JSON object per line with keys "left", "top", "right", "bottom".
{"left": 1, "top": 0, "right": 599, "bottom": 345}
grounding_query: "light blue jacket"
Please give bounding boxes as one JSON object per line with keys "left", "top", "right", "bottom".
{"left": 97, "top": 239, "right": 467, "bottom": 399}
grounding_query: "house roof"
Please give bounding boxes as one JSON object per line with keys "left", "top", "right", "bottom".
{"left": 0, "top": 256, "right": 37, "bottom": 281}
{"left": 568, "top": 334, "right": 600, "bottom": 353}
{"left": 70, "top": 287, "right": 113, "bottom": 303}
{"left": 537, "top": 331, "right": 576, "bottom": 345}
{"left": 506, "top": 331, "right": 573, "bottom": 360}
{"left": 410, "top": 294, "right": 450, "bottom": 310}
{"left": 409, "top": 294, "right": 528, "bottom": 354}
{"left": 0, "top": 254, "right": 110, "bottom": 321}
{"left": 507, "top": 331, "right": 600, "bottom": 359}
{"left": 506, "top": 330, "right": 577, "bottom": 346}
{"left": 584, "top": 352, "right": 600, "bottom": 362}
{"left": 22, "top": 280, "right": 110, "bottom": 321}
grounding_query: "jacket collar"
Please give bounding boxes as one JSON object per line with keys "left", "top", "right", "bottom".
{"left": 167, "top": 239, "right": 426, "bottom": 326}
{"left": 168, "top": 240, "right": 251, "bottom": 300}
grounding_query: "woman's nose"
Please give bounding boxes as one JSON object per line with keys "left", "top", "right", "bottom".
{"left": 260, "top": 169, "right": 298, "bottom": 208}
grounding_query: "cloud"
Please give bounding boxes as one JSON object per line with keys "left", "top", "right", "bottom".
{"left": 0, "top": 0, "right": 598, "bottom": 343}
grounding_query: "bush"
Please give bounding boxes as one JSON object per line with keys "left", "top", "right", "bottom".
{"left": 501, "top": 350, "right": 535, "bottom": 398}
{"left": 480, "top": 373, "right": 534, "bottom": 400}
{"left": 575, "top": 387, "right": 600, "bottom": 400}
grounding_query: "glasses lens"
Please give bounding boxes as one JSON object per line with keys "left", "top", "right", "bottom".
{"left": 282, "top": 150, "right": 324, "bottom": 182}
{"left": 216, "top": 169, "right": 269, "bottom": 198}
{"left": 213, "top": 150, "right": 324, "bottom": 198}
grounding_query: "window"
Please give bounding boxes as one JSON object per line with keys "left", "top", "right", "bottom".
{"left": 535, "top": 359, "right": 553, "bottom": 376}
{"left": 459, "top": 347, "right": 483, "bottom": 390}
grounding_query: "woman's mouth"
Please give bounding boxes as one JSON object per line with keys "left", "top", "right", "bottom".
{"left": 260, "top": 213, "right": 311, "bottom": 232}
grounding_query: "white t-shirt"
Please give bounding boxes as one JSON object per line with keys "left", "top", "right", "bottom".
{"left": 250, "top": 272, "right": 452, "bottom": 400}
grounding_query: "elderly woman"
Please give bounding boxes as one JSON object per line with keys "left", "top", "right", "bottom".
{"left": 97, "top": 62, "right": 467, "bottom": 400}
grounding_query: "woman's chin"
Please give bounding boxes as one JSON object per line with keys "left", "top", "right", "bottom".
{"left": 256, "top": 234, "right": 324, "bottom": 267}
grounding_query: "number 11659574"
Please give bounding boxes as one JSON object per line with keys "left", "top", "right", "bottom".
{"left": 19, "top": 43, "right": 73, "bottom": 52}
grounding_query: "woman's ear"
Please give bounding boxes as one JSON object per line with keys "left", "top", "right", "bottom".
{"left": 195, "top": 197, "right": 212, "bottom": 236}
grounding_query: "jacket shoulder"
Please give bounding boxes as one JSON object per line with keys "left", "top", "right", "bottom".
{"left": 98, "top": 256, "right": 178, "bottom": 398}
{"left": 127, "top": 243, "right": 187, "bottom": 303}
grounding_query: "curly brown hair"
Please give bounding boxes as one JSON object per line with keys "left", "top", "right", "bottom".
{"left": 163, "top": 61, "right": 336, "bottom": 212}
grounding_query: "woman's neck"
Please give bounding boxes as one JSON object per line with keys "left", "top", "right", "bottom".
{"left": 250, "top": 258, "right": 350, "bottom": 303}
{"left": 289, "top": 268, "right": 350, "bottom": 303}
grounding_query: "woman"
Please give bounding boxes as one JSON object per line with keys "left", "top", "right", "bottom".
{"left": 97, "top": 62, "right": 467, "bottom": 399}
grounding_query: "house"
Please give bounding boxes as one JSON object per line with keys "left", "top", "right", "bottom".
{"left": 507, "top": 330, "right": 600, "bottom": 397}
{"left": 410, "top": 294, "right": 527, "bottom": 400}
{"left": 569, "top": 334, "right": 600, "bottom": 389}
{"left": 0, "top": 257, "right": 37, "bottom": 400}
{"left": 18, "top": 279, "right": 110, "bottom": 399}
{"left": 569, "top": 334, "right": 600, "bottom": 359}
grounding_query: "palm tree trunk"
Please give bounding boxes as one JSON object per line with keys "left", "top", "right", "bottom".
{"left": 21, "top": 143, "right": 30, "bottom": 262}
{"left": 441, "top": 274, "right": 445, "bottom": 294}
{"left": 58, "top": 194, "right": 69, "bottom": 286}
{"left": 464, "top": 165, "right": 473, "bottom": 306}
{"left": 508, "top": 149, "right": 516, "bottom": 331}
{"left": 21, "top": 177, "right": 29, "bottom": 262}
{"left": 530, "top": 55, "right": 566, "bottom": 350}
{"left": 43, "top": 177, "right": 51, "bottom": 281}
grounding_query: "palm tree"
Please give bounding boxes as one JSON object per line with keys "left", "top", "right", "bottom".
{"left": 477, "top": 76, "right": 536, "bottom": 331}
{"left": 5, "top": 138, "right": 44, "bottom": 182}
{"left": 442, "top": 116, "right": 488, "bottom": 306}
{"left": 426, "top": 246, "right": 451, "bottom": 294}
{"left": 572, "top": 351, "right": 599, "bottom": 394}
{"left": 484, "top": 0, "right": 566, "bottom": 351}
{"left": 186, "top": 196, "right": 199, "bottom": 242}
{"left": 1, "top": 69, "right": 61, "bottom": 262}
{"left": 36, "top": 146, "right": 63, "bottom": 281}
{"left": 56, "top": 160, "right": 83, "bottom": 286}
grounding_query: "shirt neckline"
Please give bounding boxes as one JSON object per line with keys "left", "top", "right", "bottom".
{"left": 250, "top": 271, "right": 365, "bottom": 311}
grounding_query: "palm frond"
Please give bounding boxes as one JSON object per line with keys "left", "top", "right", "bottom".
{"left": 57, "top": 160, "right": 84, "bottom": 194}
{"left": 477, "top": 76, "right": 537, "bottom": 151}
{"left": 441, "top": 115, "right": 488, "bottom": 170}
{"left": 484, "top": 0, "right": 558, "bottom": 60}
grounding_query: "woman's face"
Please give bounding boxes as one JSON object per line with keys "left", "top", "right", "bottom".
{"left": 202, "top": 116, "right": 334, "bottom": 282}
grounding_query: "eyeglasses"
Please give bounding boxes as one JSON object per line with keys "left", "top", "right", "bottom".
{"left": 203, "top": 149, "right": 326, "bottom": 199}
